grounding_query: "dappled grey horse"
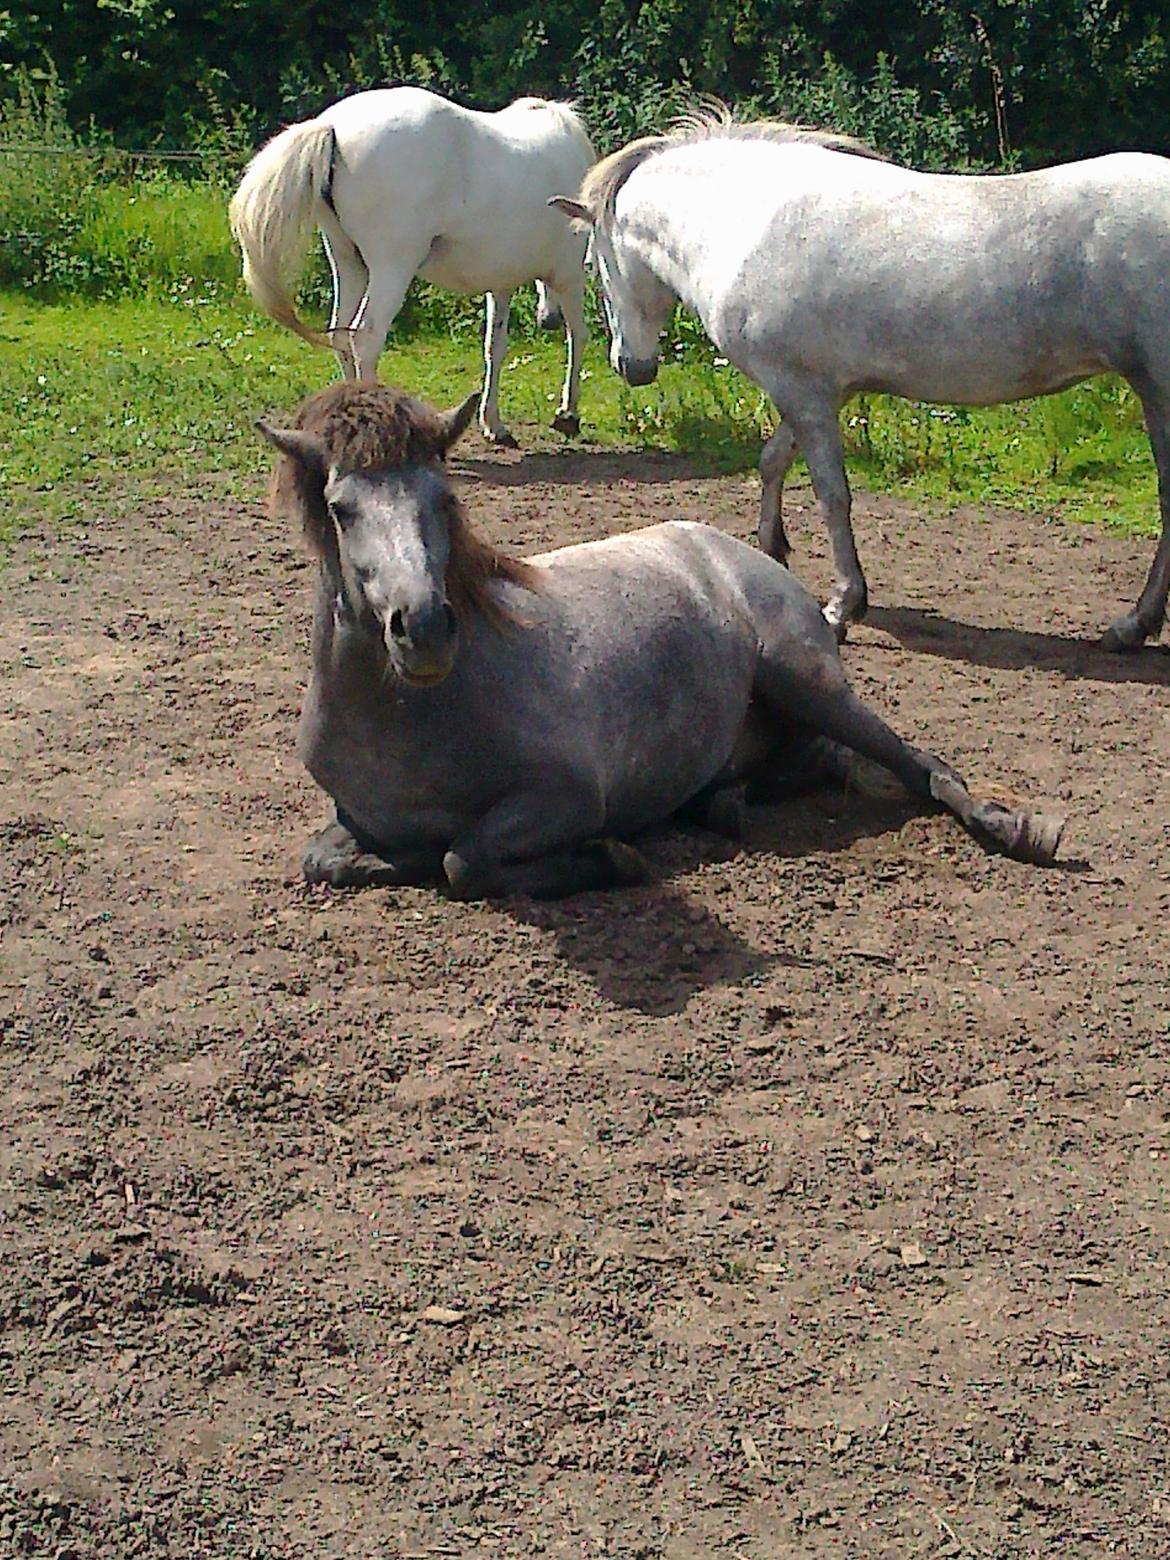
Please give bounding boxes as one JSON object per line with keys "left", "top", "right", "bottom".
{"left": 552, "top": 107, "right": 1170, "bottom": 650}
{"left": 257, "top": 380, "right": 1061, "bottom": 899}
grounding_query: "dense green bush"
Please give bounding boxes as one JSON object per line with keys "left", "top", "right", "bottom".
{"left": 6, "top": 0, "right": 1168, "bottom": 165}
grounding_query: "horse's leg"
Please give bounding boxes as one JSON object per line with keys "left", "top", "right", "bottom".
{"left": 783, "top": 397, "right": 866, "bottom": 640}
{"left": 442, "top": 784, "right": 647, "bottom": 900}
{"left": 758, "top": 421, "right": 799, "bottom": 563}
{"left": 350, "top": 260, "right": 417, "bottom": 382}
{"left": 302, "top": 811, "right": 444, "bottom": 889}
{"left": 319, "top": 215, "right": 369, "bottom": 381}
{"left": 451, "top": 838, "right": 648, "bottom": 899}
{"left": 549, "top": 282, "right": 587, "bottom": 437}
{"left": 479, "top": 289, "right": 517, "bottom": 447}
{"left": 535, "top": 280, "right": 563, "bottom": 331}
{"left": 749, "top": 606, "right": 1064, "bottom": 864}
{"left": 1102, "top": 384, "right": 1170, "bottom": 650}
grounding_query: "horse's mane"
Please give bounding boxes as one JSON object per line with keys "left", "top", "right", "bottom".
{"left": 579, "top": 101, "right": 888, "bottom": 225}
{"left": 268, "top": 380, "right": 538, "bottom": 627}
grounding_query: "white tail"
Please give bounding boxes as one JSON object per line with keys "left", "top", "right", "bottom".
{"left": 228, "top": 119, "right": 337, "bottom": 346}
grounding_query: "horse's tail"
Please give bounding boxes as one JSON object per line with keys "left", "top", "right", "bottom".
{"left": 228, "top": 118, "right": 337, "bottom": 347}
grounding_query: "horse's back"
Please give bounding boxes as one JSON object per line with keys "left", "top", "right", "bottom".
{"left": 320, "top": 86, "right": 591, "bottom": 288}
{"left": 321, "top": 86, "right": 588, "bottom": 172}
{"left": 672, "top": 140, "right": 1170, "bottom": 398}
{"left": 321, "top": 86, "right": 461, "bottom": 136}
{"left": 524, "top": 520, "right": 824, "bottom": 648}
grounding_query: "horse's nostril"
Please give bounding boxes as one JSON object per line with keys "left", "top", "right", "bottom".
{"left": 389, "top": 609, "right": 406, "bottom": 641}
{"left": 443, "top": 603, "right": 457, "bottom": 637}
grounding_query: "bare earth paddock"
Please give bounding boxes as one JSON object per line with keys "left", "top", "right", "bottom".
{"left": 2, "top": 448, "right": 1169, "bottom": 1557}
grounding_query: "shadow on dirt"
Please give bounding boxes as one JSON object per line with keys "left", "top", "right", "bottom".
{"left": 745, "top": 793, "right": 917, "bottom": 863}
{"left": 868, "top": 605, "right": 1170, "bottom": 686}
{"left": 454, "top": 447, "right": 714, "bottom": 490}
{"left": 501, "top": 798, "right": 914, "bottom": 1016}
{"left": 506, "top": 879, "right": 768, "bottom": 1018}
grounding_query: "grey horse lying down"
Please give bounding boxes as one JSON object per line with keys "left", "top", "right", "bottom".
{"left": 258, "top": 382, "right": 1063, "bottom": 899}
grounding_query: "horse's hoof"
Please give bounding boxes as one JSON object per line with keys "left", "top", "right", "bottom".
{"left": 1101, "top": 613, "right": 1148, "bottom": 653}
{"left": 588, "top": 838, "right": 650, "bottom": 887}
{"left": 1017, "top": 811, "right": 1065, "bottom": 866}
{"left": 1005, "top": 810, "right": 1065, "bottom": 866}
{"left": 841, "top": 754, "right": 907, "bottom": 802}
{"left": 980, "top": 805, "right": 1065, "bottom": 866}
{"left": 484, "top": 427, "right": 519, "bottom": 450}
{"left": 551, "top": 412, "right": 580, "bottom": 438}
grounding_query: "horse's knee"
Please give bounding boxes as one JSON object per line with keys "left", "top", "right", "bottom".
{"left": 351, "top": 339, "right": 381, "bottom": 381}
{"left": 759, "top": 511, "right": 790, "bottom": 564}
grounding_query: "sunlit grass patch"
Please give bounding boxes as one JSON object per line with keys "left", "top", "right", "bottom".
{"left": 0, "top": 289, "right": 1160, "bottom": 554}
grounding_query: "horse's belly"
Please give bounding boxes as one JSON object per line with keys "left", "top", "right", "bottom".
{"left": 417, "top": 238, "right": 481, "bottom": 293}
{"left": 593, "top": 668, "right": 758, "bottom": 834}
{"left": 869, "top": 344, "right": 1106, "bottom": 405}
{"left": 418, "top": 231, "right": 555, "bottom": 295}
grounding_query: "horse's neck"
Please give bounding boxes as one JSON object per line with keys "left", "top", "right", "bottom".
{"left": 628, "top": 153, "right": 779, "bottom": 310}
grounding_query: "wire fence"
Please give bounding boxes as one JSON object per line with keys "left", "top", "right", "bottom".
{"left": 0, "top": 143, "right": 216, "bottom": 162}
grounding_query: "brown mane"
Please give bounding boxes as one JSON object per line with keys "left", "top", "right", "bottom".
{"left": 267, "top": 380, "right": 538, "bottom": 627}
{"left": 579, "top": 100, "right": 888, "bottom": 226}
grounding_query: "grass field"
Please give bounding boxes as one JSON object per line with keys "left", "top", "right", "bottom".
{"left": 1, "top": 286, "right": 1160, "bottom": 552}
{"left": 0, "top": 87, "right": 1161, "bottom": 556}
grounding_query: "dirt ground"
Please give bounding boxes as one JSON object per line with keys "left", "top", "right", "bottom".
{"left": 2, "top": 441, "right": 1169, "bottom": 1559}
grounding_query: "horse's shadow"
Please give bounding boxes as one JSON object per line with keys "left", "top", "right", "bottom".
{"left": 454, "top": 447, "right": 708, "bottom": 490}
{"left": 498, "top": 796, "right": 912, "bottom": 1016}
{"left": 867, "top": 604, "right": 1170, "bottom": 686}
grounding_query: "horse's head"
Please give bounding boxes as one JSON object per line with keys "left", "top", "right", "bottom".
{"left": 259, "top": 383, "right": 480, "bottom": 688}
{"left": 551, "top": 194, "right": 673, "bottom": 386}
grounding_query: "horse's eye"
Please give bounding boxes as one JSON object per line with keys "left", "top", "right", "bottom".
{"left": 328, "top": 500, "right": 355, "bottom": 528}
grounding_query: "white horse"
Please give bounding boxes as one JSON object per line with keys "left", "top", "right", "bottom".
{"left": 230, "top": 87, "right": 594, "bottom": 444}
{"left": 553, "top": 109, "right": 1170, "bottom": 651}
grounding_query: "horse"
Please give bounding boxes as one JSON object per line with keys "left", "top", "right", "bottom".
{"left": 551, "top": 106, "right": 1170, "bottom": 652}
{"left": 256, "top": 380, "right": 1062, "bottom": 899}
{"left": 229, "top": 86, "right": 594, "bottom": 445}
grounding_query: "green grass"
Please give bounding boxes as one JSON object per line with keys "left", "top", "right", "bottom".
{"left": 0, "top": 288, "right": 1160, "bottom": 554}
{"left": 73, "top": 179, "right": 239, "bottom": 295}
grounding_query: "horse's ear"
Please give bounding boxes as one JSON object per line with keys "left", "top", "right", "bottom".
{"left": 437, "top": 391, "right": 479, "bottom": 455}
{"left": 548, "top": 195, "right": 592, "bottom": 228}
{"left": 255, "top": 420, "right": 327, "bottom": 478}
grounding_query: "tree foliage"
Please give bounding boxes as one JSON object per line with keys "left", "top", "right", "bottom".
{"left": 2, "top": 0, "right": 1168, "bottom": 166}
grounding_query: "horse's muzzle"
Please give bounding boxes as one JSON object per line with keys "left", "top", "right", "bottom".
{"left": 617, "top": 353, "right": 659, "bottom": 386}
{"left": 388, "top": 600, "right": 459, "bottom": 687}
